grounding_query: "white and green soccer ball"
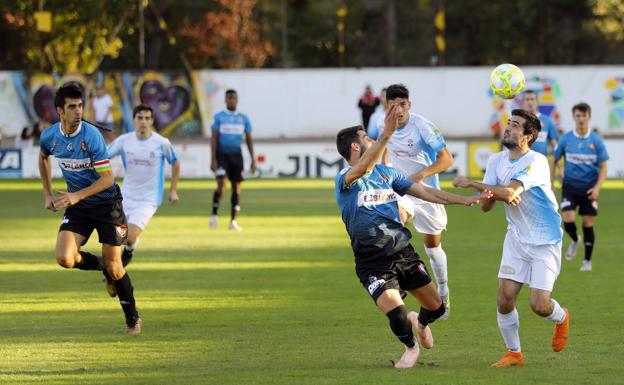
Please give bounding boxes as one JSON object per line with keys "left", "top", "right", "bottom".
{"left": 489, "top": 63, "right": 526, "bottom": 99}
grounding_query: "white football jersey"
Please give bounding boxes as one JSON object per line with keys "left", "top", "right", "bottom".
{"left": 107, "top": 131, "right": 177, "bottom": 206}
{"left": 381, "top": 113, "right": 447, "bottom": 204}
{"left": 483, "top": 150, "right": 562, "bottom": 245}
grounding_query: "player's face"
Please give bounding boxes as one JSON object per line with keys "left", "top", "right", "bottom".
{"left": 354, "top": 130, "right": 374, "bottom": 158}
{"left": 134, "top": 110, "right": 154, "bottom": 136}
{"left": 523, "top": 93, "right": 538, "bottom": 112}
{"left": 226, "top": 93, "right": 238, "bottom": 111}
{"left": 573, "top": 110, "right": 590, "bottom": 130}
{"left": 502, "top": 116, "right": 528, "bottom": 150}
{"left": 58, "top": 97, "right": 83, "bottom": 130}
{"left": 389, "top": 97, "right": 411, "bottom": 126}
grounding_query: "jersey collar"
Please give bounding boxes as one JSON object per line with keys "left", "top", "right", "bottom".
{"left": 59, "top": 121, "right": 83, "bottom": 138}
{"left": 225, "top": 109, "right": 238, "bottom": 115}
{"left": 572, "top": 129, "right": 591, "bottom": 139}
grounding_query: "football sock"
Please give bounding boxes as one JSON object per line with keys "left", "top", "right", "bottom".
{"left": 497, "top": 308, "right": 521, "bottom": 352}
{"left": 582, "top": 226, "right": 595, "bottom": 261}
{"left": 122, "top": 248, "right": 134, "bottom": 267}
{"left": 425, "top": 244, "right": 448, "bottom": 296}
{"left": 231, "top": 191, "right": 240, "bottom": 221}
{"left": 127, "top": 237, "right": 139, "bottom": 251}
{"left": 563, "top": 221, "right": 578, "bottom": 242}
{"left": 77, "top": 251, "right": 103, "bottom": 271}
{"left": 417, "top": 303, "right": 445, "bottom": 327}
{"left": 212, "top": 190, "right": 222, "bottom": 215}
{"left": 114, "top": 272, "right": 139, "bottom": 324}
{"left": 545, "top": 299, "right": 567, "bottom": 323}
{"left": 386, "top": 305, "right": 416, "bottom": 348}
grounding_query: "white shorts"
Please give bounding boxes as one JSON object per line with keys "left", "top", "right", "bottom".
{"left": 499, "top": 230, "right": 562, "bottom": 292}
{"left": 397, "top": 195, "right": 447, "bottom": 235}
{"left": 123, "top": 201, "right": 158, "bottom": 231}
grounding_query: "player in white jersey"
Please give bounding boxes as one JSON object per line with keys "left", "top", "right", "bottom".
{"left": 453, "top": 109, "right": 570, "bottom": 367}
{"left": 379, "top": 84, "right": 454, "bottom": 319}
{"left": 107, "top": 104, "right": 180, "bottom": 267}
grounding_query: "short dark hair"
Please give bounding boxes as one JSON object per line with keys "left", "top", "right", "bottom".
{"left": 572, "top": 102, "right": 591, "bottom": 115}
{"left": 511, "top": 109, "right": 541, "bottom": 146}
{"left": 133, "top": 104, "right": 153, "bottom": 118}
{"left": 336, "top": 125, "right": 365, "bottom": 160}
{"left": 225, "top": 89, "right": 237, "bottom": 96}
{"left": 54, "top": 82, "right": 84, "bottom": 110}
{"left": 523, "top": 89, "right": 537, "bottom": 97}
{"left": 386, "top": 84, "right": 409, "bottom": 101}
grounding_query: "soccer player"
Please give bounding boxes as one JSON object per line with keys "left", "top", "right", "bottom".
{"left": 335, "top": 105, "right": 486, "bottom": 368}
{"left": 366, "top": 87, "right": 387, "bottom": 139}
{"left": 107, "top": 104, "right": 180, "bottom": 267}
{"left": 38, "top": 82, "right": 141, "bottom": 334}
{"left": 378, "top": 83, "right": 454, "bottom": 319}
{"left": 210, "top": 89, "right": 256, "bottom": 231}
{"left": 453, "top": 109, "right": 570, "bottom": 367}
{"left": 522, "top": 90, "right": 558, "bottom": 187}
{"left": 553, "top": 102, "right": 609, "bottom": 272}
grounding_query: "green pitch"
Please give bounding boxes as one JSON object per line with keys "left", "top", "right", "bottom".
{"left": 0, "top": 179, "right": 622, "bottom": 385}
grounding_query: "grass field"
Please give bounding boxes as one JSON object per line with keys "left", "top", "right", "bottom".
{"left": 0, "top": 178, "right": 622, "bottom": 385}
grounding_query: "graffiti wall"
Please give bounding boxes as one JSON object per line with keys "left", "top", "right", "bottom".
{"left": 4, "top": 71, "right": 201, "bottom": 138}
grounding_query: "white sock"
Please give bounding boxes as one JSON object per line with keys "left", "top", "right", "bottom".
{"left": 497, "top": 308, "right": 521, "bottom": 352}
{"left": 546, "top": 299, "right": 566, "bottom": 323}
{"left": 126, "top": 237, "right": 139, "bottom": 251}
{"left": 425, "top": 244, "right": 448, "bottom": 296}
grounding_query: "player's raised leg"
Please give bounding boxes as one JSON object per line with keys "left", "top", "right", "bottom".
{"left": 423, "top": 233, "right": 450, "bottom": 319}
{"left": 103, "top": 243, "right": 141, "bottom": 333}
{"left": 407, "top": 282, "right": 443, "bottom": 349}
{"left": 492, "top": 279, "right": 524, "bottom": 368}
{"left": 529, "top": 288, "right": 569, "bottom": 352}
{"left": 55, "top": 230, "right": 102, "bottom": 270}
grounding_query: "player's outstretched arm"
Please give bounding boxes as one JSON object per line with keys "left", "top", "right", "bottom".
{"left": 453, "top": 176, "right": 523, "bottom": 206}
{"left": 53, "top": 170, "right": 115, "bottom": 209}
{"left": 407, "top": 182, "right": 491, "bottom": 206}
{"left": 409, "top": 147, "right": 453, "bottom": 183}
{"left": 38, "top": 151, "right": 56, "bottom": 212}
{"left": 345, "top": 104, "right": 400, "bottom": 185}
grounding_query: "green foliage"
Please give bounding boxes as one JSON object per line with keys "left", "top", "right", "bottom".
{"left": 0, "top": 178, "right": 623, "bottom": 384}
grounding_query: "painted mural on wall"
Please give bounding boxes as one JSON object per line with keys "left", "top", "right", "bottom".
{"left": 488, "top": 75, "right": 563, "bottom": 136}
{"left": 605, "top": 77, "right": 624, "bottom": 131}
{"left": 8, "top": 71, "right": 201, "bottom": 138}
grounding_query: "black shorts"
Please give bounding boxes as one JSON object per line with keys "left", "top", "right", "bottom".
{"left": 356, "top": 244, "right": 432, "bottom": 303}
{"left": 561, "top": 185, "right": 598, "bottom": 216}
{"left": 216, "top": 152, "right": 244, "bottom": 182}
{"left": 59, "top": 199, "right": 128, "bottom": 246}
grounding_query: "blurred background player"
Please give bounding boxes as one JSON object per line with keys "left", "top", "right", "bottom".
{"left": 335, "top": 110, "right": 485, "bottom": 368}
{"left": 210, "top": 89, "right": 256, "bottom": 231}
{"left": 357, "top": 84, "right": 380, "bottom": 129}
{"left": 380, "top": 83, "right": 454, "bottom": 319}
{"left": 38, "top": 82, "right": 141, "bottom": 334}
{"left": 553, "top": 103, "right": 609, "bottom": 272}
{"left": 89, "top": 85, "right": 115, "bottom": 142}
{"left": 453, "top": 109, "right": 569, "bottom": 367}
{"left": 366, "top": 87, "right": 387, "bottom": 139}
{"left": 522, "top": 90, "right": 558, "bottom": 188}
{"left": 107, "top": 104, "right": 180, "bottom": 267}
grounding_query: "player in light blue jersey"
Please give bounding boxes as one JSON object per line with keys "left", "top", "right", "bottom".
{"left": 108, "top": 104, "right": 180, "bottom": 267}
{"left": 366, "top": 87, "right": 387, "bottom": 140}
{"left": 522, "top": 90, "right": 558, "bottom": 188}
{"left": 335, "top": 105, "right": 485, "bottom": 368}
{"left": 38, "top": 83, "right": 141, "bottom": 334}
{"left": 553, "top": 103, "right": 609, "bottom": 272}
{"left": 210, "top": 89, "right": 256, "bottom": 231}
{"left": 453, "top": 109, "right": 569, "bottom": 368}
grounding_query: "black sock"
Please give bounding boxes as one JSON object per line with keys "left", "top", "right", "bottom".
{"left": 77, "top": 251, "right": 103, "bottom": 271}
{"left": 563, "top": 221, "right": 578, "bottom": 242}
{"left": 114, "top": 273, "right": 139, "bottom": 324}
{"left": 122, "top": 247, "right": 134, "bottom": 267}
{"left": 212, "top": 190, "right": 222, "bottom": 215}
{"left": 386, "top": 305, "right": 415, "bottom": 348}
{"left": 231, "top": 191, "right": 240, "bottom": 221}
{"left": 582, "top": 226, "right": 595, "bottom": 261}
{"left": 417, "top": 303, "right": 446, "bottom": 327}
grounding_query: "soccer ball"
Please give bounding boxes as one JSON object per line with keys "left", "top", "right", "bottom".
{"left": 489, "top": 64, "right": 526, "bottom": 99}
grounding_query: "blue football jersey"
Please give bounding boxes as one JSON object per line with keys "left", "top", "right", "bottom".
{"left": 335, "top": 164, "right": 414, "bottom": 262}
{"left": 40, "top": 122, "right": 120, "bottom": 208}
{"left": 211, "top": 110, "right": 252, "bottom": 154}
{"left": 530, "top": 113, "right": 558, "bottom": 156}
{"left": 553, "top": 130, "right": 609, "bottom": 191}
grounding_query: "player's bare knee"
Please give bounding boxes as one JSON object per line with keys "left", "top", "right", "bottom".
{"left": 55, "top": 254, "right": 76, "bottom": 268}
{"left": 497, "top": 297, "right": 515, "bottom": 313}
{"left": 104, "top": 262, "right": 126, "bottom": 280}
{"left": 529, "top": 299, "right": 551, "bottom": 317}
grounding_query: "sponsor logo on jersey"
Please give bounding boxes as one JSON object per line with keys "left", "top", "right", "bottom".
{"left": 57, "top": 157, "right": 92, "bottom": 172}
{"left": 565, "top": 153, "right": 597, "bottom": 164}
{"left": 357, "top": 189, "right": 398, "bottom": 207}
{"left": 537, "top": 131, "right": 548, "bottom": 141}
{"left": 81, "top": 141, "right": 87, "bottom": 152}
{"left": 220, "top": 123, "right": 245, "bottom": 134}
{"left": 66, "top": 143, "right": 73, "bottom": 152}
